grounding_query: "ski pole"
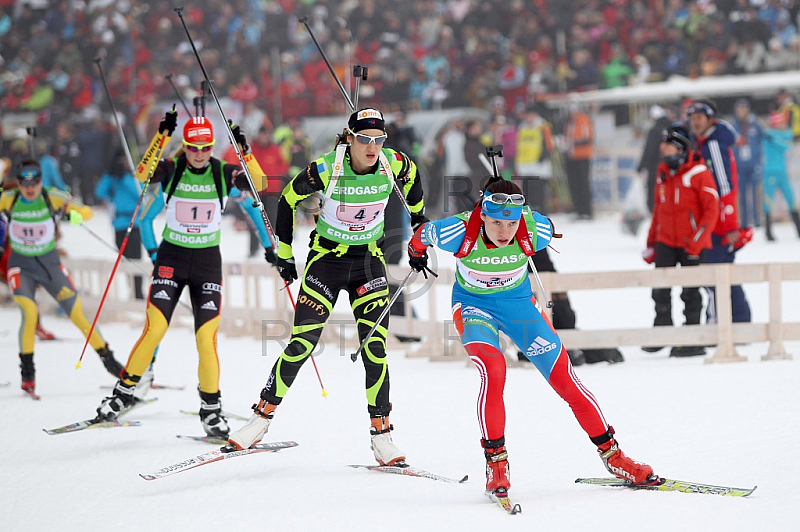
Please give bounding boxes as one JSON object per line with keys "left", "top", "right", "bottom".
{"left": 76, "top": 60, "right": 168, "bottom": 369}
{"left": 484, "top": 145, "right": 553, "bottom": 308}
{"left": 175, "top": 7, "right": 328, "bottom": 397}
{"left": 165, "top": 73, "right": 192, "bottom": 116}
{"left": 299, "top": 16, "right": 416, "bottom": 220}
{"left": 350, "top": 270, "right": 414, "bottom": 363}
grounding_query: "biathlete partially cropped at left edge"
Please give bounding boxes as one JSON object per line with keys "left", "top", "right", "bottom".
{"left": 407, "top": 174, "right": 655, "bottom": 498}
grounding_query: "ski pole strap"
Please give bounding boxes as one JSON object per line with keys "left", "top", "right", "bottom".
{"left": 515, "top": 214, "right": 535, "bottom": 257}
{"left": 324, "top": 141, "right": 349, "bottom": 200}
{"left": 454, "top": 205, "right": 484, "bottom": 258}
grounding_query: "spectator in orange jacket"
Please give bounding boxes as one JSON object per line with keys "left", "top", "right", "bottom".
{"left": 642, "top": 125, "right": 719, "bottom": 357}
{"left": 563, "top": 103, "right": 594, "bottom": 219}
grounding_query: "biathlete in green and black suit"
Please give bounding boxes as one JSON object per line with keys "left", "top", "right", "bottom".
{"left": 229, "top": 108, "right": 427, "bottom": 465}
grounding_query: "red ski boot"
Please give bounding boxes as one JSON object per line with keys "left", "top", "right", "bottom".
{"left": 36, "top": 322, "right": 55, "bottom": 341}
{"left": 483, "top": 437, "right": 511, "bottom": 493}
{"left": 596, "top": 427, "right": 653, "bottom": 484}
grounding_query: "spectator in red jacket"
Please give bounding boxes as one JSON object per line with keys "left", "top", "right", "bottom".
{"left": 643, "top": 124, "right": 719, "bottom": 357}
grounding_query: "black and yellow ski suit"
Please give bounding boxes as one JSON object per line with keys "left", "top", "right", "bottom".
{"left": 261, "top": 146, "right": 425, "bottom": 417}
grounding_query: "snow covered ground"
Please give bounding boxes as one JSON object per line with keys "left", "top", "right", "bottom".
{"left": 2, "top": 208, "right": 799, "bottom": 531}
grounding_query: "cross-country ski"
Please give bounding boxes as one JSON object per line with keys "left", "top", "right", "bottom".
{"left": 348, "top": 463, "right": 468, "bottom": 484}
{"left": 575, "top": 476, "right": 757, "bottom": 497}
{"left": 139, "top": 441, "right": 298, "bottom": 481}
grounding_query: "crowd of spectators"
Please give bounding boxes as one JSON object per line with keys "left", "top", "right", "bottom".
{"left": 4, "top": 0, "right": 800, "bottom": 203}
{"left": 5, "top": 1, "right": 800, "bottom": 123}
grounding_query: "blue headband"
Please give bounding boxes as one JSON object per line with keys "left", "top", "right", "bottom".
{"left": 481, "top": 191, "right": 524, "bottom": 220}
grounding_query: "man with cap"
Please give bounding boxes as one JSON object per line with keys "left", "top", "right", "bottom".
{"left": 731, "top": 98, "right": 763, "bottom": 229}
{"left": 94, "top": 109, "right": 274, "bottom": 438}
{"left": 0, "top": 160, "right": 125, "bottom": 396}
{"left": 687, "top": 98, "right": 752, "bottom": 326}
{"left": 642, "top": 125, "right": 720, "bottom": 357}
{"left": 228, "top": 108, "right": 427, "bottom": 466}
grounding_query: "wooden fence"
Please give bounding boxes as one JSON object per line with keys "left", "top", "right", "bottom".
{"left": 61, "top": 259, "right": 800, "bottom": 364}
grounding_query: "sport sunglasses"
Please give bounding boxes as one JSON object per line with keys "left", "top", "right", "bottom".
{"left": 182, "top": 139, "right": 215, "bottom": 152}
{"left": 484, "top": 193, "right": 525, "bottom": 205}
{"left": 348, "top": 129, "right": 387, "bottom": 145}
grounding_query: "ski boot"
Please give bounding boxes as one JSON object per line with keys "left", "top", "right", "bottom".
{"left": 228, "top": 398, "right": 276, "bottom": 450}
{"left": 20, "top": 353, "right": 35, "bottom": 395}
{"left": 370, "top": 414, "right": 405, "bottom": 466}
{"left": 96, "top": 344, "right": 124, "bottom": 378}
{"left": 96, "top": 381, "right": 135, "bottom": 420}
{"left": 670, "top": 345, "right": 706, "bottom": 357}
{"left": 483, "top": 437, "right": 511, "bottom": 494}
{"left": 595, "top": 427, "right": 654, "bottom": 484}
{"left": 199, "top": 390, "right": 230, "bottom": 438}
{"left": 35, "top": 322, "right": 55, "bottom": 341}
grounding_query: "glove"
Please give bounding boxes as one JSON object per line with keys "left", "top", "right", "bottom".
{"left": 159, "top": 107, "right": 177, "bottom": 136}
{"left": 68, "top": 210, "right": 83, "bottom": 226}
{"left": 276, "top": 256, "right": 297, "bottom": 283}
{"left": 147, "top": 248, "right": 158, "bottom": 264}
{"left": 724, "top": 227, "right": 753, "bottom": 252}
{"left": 228, "top": 120, "right": 249, "bottom": 153}
{"left": 408, "top": 248, "right": 429, "bottom": 273}
{"left": 264, "top": 246, "right": 277, "bottom": 265}
{"left": 642, "top": 247, "right": 655, "bottom": 264}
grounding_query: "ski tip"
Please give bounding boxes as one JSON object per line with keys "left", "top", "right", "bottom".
{"left": 459, "top": 474, "right": 469, "bottom": 483}
{"left": 511, "top": 504, "right": 522, "bottom": 515}
{"left": 139, "top": 473, "right": 155, "bottom": 481}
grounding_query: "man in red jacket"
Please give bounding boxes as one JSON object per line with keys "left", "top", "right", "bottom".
{"left": 642, "top": 125, "right": 720, "bottom": 357}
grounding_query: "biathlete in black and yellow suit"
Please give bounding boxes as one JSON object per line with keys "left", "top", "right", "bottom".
{"left": 0, "top": 160, "right": 125, "bottom": 396}
{"left": 95, "top": 110, "right": 274, "bottom": 438}
{"left": 228, "top": 108, "right": 427, "bottom": 465}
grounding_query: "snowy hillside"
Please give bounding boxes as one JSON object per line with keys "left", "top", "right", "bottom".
{"left": 2, "top": 209, "right": 799, "bottom": 531}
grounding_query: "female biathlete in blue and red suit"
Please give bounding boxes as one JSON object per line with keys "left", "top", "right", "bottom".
{"left": 407, "top": 176, "right": 654, "bottom": 497}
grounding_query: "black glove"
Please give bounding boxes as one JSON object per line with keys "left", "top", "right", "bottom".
{"left": 228, "top": 120, "right": 249, "bottom": 153}
{"left": 276, "top": 256, "right": 297, "bottom": 284}
{"left": 408, "top": 249, "right": 428, "bottom": 273}
{"left": 159, "top": 108, "right": 177, "bottom": 136}
{"left": 411, "top": 213, "right": 429, "bottom": 233}
{"left": 264, "top": 246, "right": 277, "bottom": 265}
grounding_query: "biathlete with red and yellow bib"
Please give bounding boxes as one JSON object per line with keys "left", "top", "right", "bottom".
{"left": 93, "top": 109, "right": 274, "bottom": 438}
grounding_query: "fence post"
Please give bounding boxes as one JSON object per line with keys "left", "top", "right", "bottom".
{"left": 763, "top": 263, "right": 792, "bottom": 361}
{"left": 706, "top": 263, "right": 747, "bottom": 363}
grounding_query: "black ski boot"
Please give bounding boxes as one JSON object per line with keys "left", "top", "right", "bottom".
{"left": 20, "top": 353, "right": 35, "bottom": 393}
{"left": 765, "top": 213, "right": 775, "bottom": 242}
{"left": 199, "top": 390, "right": 230, "bottom": 438}
{"left": 670, "top": 345, "right": 706, "bottom": 357}
{"left": 97, "top": 344, "right": 124, "bottom": 378}
{"left": 791, "top": 211, "right": 800, "bottom": 238}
